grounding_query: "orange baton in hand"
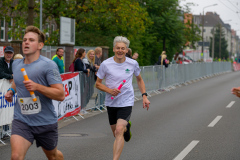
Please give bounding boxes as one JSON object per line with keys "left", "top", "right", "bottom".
{"left": 21, "top": 68, "right": 37, "bottom": 102}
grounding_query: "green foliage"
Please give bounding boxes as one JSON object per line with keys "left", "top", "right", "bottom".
{"left": 0, "top": 0, "right": 199, "bottom": 66}
{"left": 184, "top": 16, "right": 201, "bottom": 49}
{"left": 209, "top": 24, "right": 229, "bottom": 59}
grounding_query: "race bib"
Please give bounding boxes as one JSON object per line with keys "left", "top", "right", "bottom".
{"left": 18, "top": 96, "right": 41, "bottom": 115}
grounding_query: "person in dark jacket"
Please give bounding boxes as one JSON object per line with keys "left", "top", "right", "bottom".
{"left": 0, "top": 46, "right": 14, "bottom": 137}
{"left": 0, "top": 46, "right": 14, "bottom": 82}
{"left": 73, "top": 48, "right": 90, "bottom": 75}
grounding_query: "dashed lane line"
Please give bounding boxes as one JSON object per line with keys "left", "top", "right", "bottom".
{"left": 208, "top": 116, "right": 222, "bottom": 127}
{"left": 173, "top": 140, "right": 199, "bottom": 160}
{"left": 226, "top": 101, "right": 235, "bottom": 108}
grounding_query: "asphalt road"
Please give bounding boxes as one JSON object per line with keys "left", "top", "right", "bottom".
{"left": 1, "top": 71, "right": 240, "bottom": 160}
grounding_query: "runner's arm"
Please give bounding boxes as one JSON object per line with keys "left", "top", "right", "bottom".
{"left": 95, "top": 77, "right": 120, "bottom": 96}
{"left": 4, "top": 80, "right": 16, "bottom": 102}
{"left": 136, "top": 74, "right": 150, "bottom": 110}
{"left": 23, "top": 80, "right": 65, "bottom": 101}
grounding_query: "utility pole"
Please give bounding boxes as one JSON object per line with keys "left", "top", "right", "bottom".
{"left": 27, "top": 0, "right": 35, "bottom": 26}
{"left": 202, "top": 4, "right": 218, "bottom": 61}
{"left": 40, "top": 0, "right": 42, "bottom": 31}
{"left": 201, "top": 12, "right": 204, "bottom": 60}
{"left": 219, "top": 24, "right": 221, "bottom": 59}
{"left": 212, "top": 28, "right": 215, "bottom": 59}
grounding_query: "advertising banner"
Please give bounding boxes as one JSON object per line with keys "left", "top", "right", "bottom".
{"left": 0, "top": 79, "right": 15, "bottom": 125}
{"left": 0, "top": 93, "right": 17, "bottom": 126}
{"left": 53, "top": 72, "right": 81, "bottom": 121}
{"left": 0, "top": 46, "right": 5, "bottom": 57}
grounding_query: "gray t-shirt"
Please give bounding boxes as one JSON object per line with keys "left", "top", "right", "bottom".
{"left": 12, "top": 55, "right": 62, "bottom": 126}
{"left": 95, "top": 55, "right": 101, "bottom": 66}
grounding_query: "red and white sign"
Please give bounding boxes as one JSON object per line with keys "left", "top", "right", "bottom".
{"left": 0, "top": 46, "right": 6, "bottom": 57}
{"left": 74, "top": 49, "right": 77, "bottom": 56}
{"left": 53, "top": 72, "right": 81, "bottom": 121}
{"left": 233, "top": 64, "right": 240, "bottom": 71}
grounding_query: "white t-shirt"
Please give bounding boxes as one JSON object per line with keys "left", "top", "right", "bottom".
{"left": 97, "top": 57, "right": 141, "bottom": 107}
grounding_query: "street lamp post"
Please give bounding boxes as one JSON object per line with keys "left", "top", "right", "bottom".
{"left": 202, "top": 4, "right": 218, "bottom": 61}
{"left": 40, "top": 0, "right": 42, "bottom": 31}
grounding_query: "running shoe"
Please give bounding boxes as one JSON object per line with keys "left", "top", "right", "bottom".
{"left": 124, "top": 121, "right": 132, "bottom": 142}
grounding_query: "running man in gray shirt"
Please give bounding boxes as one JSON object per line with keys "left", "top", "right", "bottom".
{"left": 5, "top": 26, "right": 65, "bottom": 160}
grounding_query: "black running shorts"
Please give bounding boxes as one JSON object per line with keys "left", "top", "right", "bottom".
{"left": 11, "top": 119, "right": 58, "bottom": 150}
{"left": 107, "top": 106, "right": 132, "bottom": 125}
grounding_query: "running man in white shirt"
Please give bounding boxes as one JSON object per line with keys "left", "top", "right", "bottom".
{"left": 96, "top": 36, "right": 150, "bottom": 160}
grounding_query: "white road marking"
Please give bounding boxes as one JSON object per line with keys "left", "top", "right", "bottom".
{"left": 173, "top": 140, "right": 199, "bottom": 160}
{"left": 208, "top": 116, "right": 222, "bottom": 127}
{"left": 226, "top": 101, "right": 235, "bottom": 108}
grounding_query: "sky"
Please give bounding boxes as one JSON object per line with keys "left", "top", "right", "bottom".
{"left": 179, "top": 0, "right": 240, "bottom": 37}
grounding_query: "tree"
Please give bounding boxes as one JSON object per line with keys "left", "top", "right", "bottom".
{"left": 0, "top": 0, "right": 197, "bottom": 66}
{"left": 140, "top": 0, "right": 186, "bottom": 64}
{"left": 210, "top": 24, "right": 228, "bottom": 59}
{"left": 184, "top": 15, "right": 201, "bottom": 49}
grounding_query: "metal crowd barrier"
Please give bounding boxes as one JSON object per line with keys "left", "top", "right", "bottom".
{"left": 0, "top": 62, "right": 232, "bottom": 143}
{"left": 134, "top": 62, "right": 232, "bottom": 97}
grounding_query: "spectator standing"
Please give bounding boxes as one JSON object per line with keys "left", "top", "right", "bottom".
{"left": 132, "top": 52, "right": 139, "bottom": 60}
{"left": 94, "top": 47, "right": 102, "bottom": 70}
{"left": 157, "top": 51, "right": 169, "bottom": 68}
{"left": 52, "top": 49, "right": 64, "bottom": 69}
{"left": 73, "top": 48, "right": 90, "bottom": 75}
{"left": 4, "top": 26, "right": 64, "bottom": 160}
{"left": 86, "top": 50, "right": 97, "bottom": 74}
{"left": 0, "top": 46, "right": 14, "bottom": 137}
{"left": 126, "top": 48, "right": 132, "bottom": 58}
{"left": 52, "top": 48, "right": 65, "bottom": 74}
{"left": 0, "top": 46, "right": 14, "bottom": 83}
{"left": 13, "top": 54, "right": 23, "bottom": 60}
{"left": 172, "top": 52, "right": 179, "bottom": 64}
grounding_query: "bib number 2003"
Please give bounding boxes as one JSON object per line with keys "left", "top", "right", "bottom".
{"left": 21, "top": 103, "right": 39, "bottom": 111}
{"left": 18, "top": 97, "right": 41, "bottom": 115}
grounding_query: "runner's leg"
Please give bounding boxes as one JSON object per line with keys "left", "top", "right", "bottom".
{"left": 42, "top": 147, "right": 64, "bottom": 160}
{"left": 113, "top": 119, "right": 128, "bottom": 160}
{"left": 11, "top": 135, "right": 31, "bottom": 160}
{"left": 110, "top": 124, "right": 116, "bottom": 137}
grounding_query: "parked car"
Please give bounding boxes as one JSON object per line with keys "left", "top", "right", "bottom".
{"left": 178, "top": 54, "right": 193, "bottom": 64}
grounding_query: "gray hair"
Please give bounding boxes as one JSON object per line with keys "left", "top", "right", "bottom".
{"left": 113, "top": 36, "right": 130, "bottom": 48}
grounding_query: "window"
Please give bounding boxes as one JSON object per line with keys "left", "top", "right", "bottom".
{"left": 1, "top": 18, "right": 5, "bottom": 41}
{"left": 51, "top": 24, "right": 54, "bottom": 32}
{"left": 8, "top": 18, "right": 13, "bottom": 41}
{"left": 46, "top": 23, "right": 49, "bottom": 31}
{"left": 45, "top": 23, "right": 49, "bottom": 41}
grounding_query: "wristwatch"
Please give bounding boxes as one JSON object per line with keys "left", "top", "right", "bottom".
{"left": 142, "top": 93, "right": 148, "bottom": 97}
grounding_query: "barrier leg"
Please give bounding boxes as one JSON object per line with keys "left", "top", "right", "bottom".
{"left": 0, "top": 139, "right": 6, "bottom": 145}
{"left": 72, "top": 116, "right": 79, "bottom": 121}
{"left": 78, "top": 114, "right": 85, "bottom": 119}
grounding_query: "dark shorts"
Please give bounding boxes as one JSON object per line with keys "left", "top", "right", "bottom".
{"left": 107, "top": 106, "right": 132, "bottom": 125}
{"left": 11, "top": 119, "right": 58, "bottom": 151}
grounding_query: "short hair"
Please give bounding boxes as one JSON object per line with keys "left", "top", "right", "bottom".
{"left": 25, "top": 26, "right": 45, "bottom": 43}
{"left": 56, "top": 48, "right": 64, "bottom": 54}
{"left": 13, "top": 54, "right": 23, "bottom": 60}
{"left": 133, "top": 52, "right": 138, "bottom": 56}
{"left": 95, "top": 47, "right": 102, "bottom": 55}
{"left": 113, "top": 36, "right": 130, "bottom": 48}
